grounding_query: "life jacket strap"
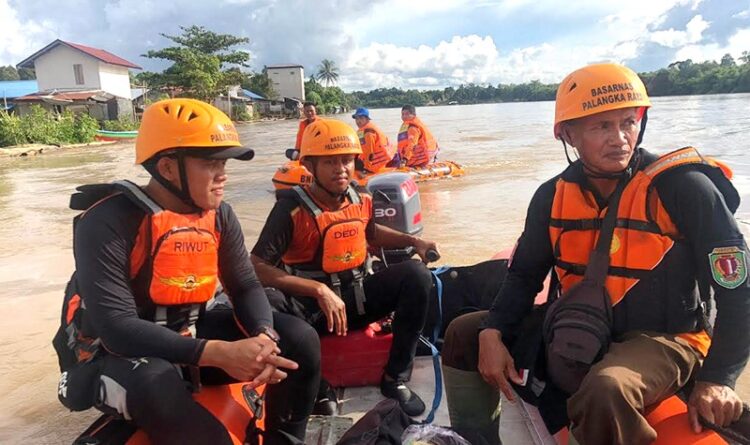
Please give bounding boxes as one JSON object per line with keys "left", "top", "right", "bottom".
{"left": 153, "top": 303, "right": 201, "bottom": 338}
{"left": 351, "top": 268, "right": 367, "bottom": 316}
{"left": 285, "top": 265, "right": 368, "bottom": 315}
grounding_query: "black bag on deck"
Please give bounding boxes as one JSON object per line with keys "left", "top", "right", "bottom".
{"left": 422, "top": 259, "right": 509, "bottom": 348}
{"left": 336, "top": 399, "right": 414, "bottom": 445}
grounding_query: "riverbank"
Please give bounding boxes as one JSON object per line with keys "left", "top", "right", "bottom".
{"left": 0, "top": 140, "right": 118, "bottom": 157}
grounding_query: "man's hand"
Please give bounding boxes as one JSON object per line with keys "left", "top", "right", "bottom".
{"left": 688, "top": 381, "right": 744, "bottom": 433}
{"left": 414, "top": 238, "right": 440, "bottom": 263}
{"left": 199, "top": 338, "right": 298, "bottom": 387}
{"left": 315, "top": 282, "right": 348, "bottom": 336}
{"left": 478, "top": 328, "right": 524, "bottom": 402}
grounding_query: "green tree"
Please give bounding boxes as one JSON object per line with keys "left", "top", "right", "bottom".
{"left": 720, "top": 53, "right": 736, "bottom": 67}
{"left": 0, "top": 66, "right": 20, "bottom": 81}
{"left": 18, "top": 67, "right": 35, "bottom": 80}
{"left": 316, "top": 59, "right": 340, "bottom": 87}
{"left": 142, "top": 25, "right": 250, "bottom": 101}
{"left": 242, "top": 67, "right": 277, "bottom": 99}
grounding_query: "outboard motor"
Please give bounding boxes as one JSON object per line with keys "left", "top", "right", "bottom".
{"left": 365, "top": 172, "right": 423, "bottom": 264}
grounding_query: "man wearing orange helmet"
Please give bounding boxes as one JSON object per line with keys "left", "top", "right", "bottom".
{"left": 53, "top": 99, "right": 319, "bottom": 444}
{"left": 441, "top": 64, "right": 748, "bottom": 444}
{"left": 251, "top": 119, "right": 439, "bottom": 416}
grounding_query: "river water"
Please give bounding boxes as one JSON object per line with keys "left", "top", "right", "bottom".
{"left": 1, "top": 94, "right": 749, "bottom": 443}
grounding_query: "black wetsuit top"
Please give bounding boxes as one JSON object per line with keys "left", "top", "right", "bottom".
{"left": 74, "top": 194, "right": 272, "bottom": 366}
{"left": 484, "top": 149, "right": 750, "bottom": 388}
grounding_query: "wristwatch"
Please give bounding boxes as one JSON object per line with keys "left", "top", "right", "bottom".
{"left": 251, "top": 326, "right": 280, "bottom": 344}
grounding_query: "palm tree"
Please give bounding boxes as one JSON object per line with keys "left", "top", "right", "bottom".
{"left": 316, "top": 59, "right": 339, "bottom": 87}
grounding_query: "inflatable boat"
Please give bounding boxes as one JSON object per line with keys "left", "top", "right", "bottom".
{"left": 272, "top": 159, "right": 466, "bottom": 190}
{"left": 69, "top": 173, "right": 741, "bottom": 444}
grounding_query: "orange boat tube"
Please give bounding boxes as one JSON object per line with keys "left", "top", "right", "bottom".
{"left": 272, "top": 160, "right": 466, "bottom": 190}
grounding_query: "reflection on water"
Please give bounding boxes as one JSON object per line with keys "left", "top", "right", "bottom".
{"left": 1, "top": 94, "right": 749, "bottom": 443}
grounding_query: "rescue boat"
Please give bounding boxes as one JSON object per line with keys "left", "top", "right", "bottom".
{"left": 69, "top": 174, "right": 741, "bottom": 444}
{"left": 74, "top": 383, "right": 263, "bottom": 445}
{"left": 271, "top": 159, "right": 466, "bottom": 190}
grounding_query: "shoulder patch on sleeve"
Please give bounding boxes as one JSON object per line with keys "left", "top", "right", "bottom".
{"left": 709, "top": 246, "right": 747, "bottom": 289}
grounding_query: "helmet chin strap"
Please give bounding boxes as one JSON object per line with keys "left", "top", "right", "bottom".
{"left": 143, "top": 153, "right": 202, "bottom": 212}
{"left": 562, "top": 109, "right": 648, "bottom": 180}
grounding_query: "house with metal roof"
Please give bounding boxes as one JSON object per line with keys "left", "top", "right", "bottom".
{"left": 14, "top": 39, "right": 141, "bottom": 119}
{"left": 0, "top": 80, "right": 38, "bottom": 111}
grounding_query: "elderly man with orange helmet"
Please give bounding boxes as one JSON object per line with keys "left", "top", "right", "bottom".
{"left": 52, "top": 99, "right": 320, "bottom": 445}
{"left": 251, "top": 119, "right": 439, "bottom": 416}
{"left": 440, "top": 64, "right": 748, "bottom": 445}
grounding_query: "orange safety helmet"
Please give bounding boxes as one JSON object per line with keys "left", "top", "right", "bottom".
{"left": 553, "top": 63, "right": 651, "bottom": 139}
{"left": 299, "top": 119, "right": 362, "bottom": 161}
{"left": 135, "top": 98, "right": 254, "bottom": 164}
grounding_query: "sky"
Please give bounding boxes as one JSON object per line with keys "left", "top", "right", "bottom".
{"left": 1, "top": 0, "right": 748, "bottom": 92}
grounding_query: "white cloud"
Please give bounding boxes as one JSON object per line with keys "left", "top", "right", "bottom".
{"left": 650, "top": 14, "right": 710, "bottom": 47}
{"left": 0, "top": 0, "right": 743, "bottom": 92}
{"left": 0, "top": 0, "right": 56, "bottom": 67}
{"left": 674, "top": 27, "right": 750, "bottom": 62}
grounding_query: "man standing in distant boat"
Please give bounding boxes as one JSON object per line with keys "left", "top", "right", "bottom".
{"left": 351, "top": 107, "right": 398, "bottom": 173}
{"left": 441, "top": 63, "right": 749, "bottom": 445}
{"left": 295, "top": 102, "right": 319, "bottom": 151}
{"left": 397, "top": 104, "right": 439, "bottom": 168}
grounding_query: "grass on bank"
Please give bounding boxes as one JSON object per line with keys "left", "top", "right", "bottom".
{"left": 0, "top": 106, "right": 142, "bottom": 148}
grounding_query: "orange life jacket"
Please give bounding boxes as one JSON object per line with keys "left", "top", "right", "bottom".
{"left": 54, "top": 181, "right": 220, "bottom": 367}
{"left": 549, "top": 147, "right": 736, "bottom": 356}
{"left": 397, "top": 117, "right": 438, "bottom": 167}
{"left": 295, "top": 117, "right": 319, "bottom": 150}
{"left": 279, "top": 185, "right": 371, "bottom": 314}
{"left": 358, "top": 121, "right": 396, "bottom": 172}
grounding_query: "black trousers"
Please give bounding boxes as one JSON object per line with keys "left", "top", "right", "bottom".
{"left": 269, "top": 260, "right": 433, "bottom": 381}
{"left": 66, "top": 310, "right": 319, "bottom": 445}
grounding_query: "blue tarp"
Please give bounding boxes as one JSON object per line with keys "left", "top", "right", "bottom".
{"left": 242, "top": 89, "right": 266, "bottom": 100}
{"left": 0, "top": 80, "right": 38, "bottom": 99}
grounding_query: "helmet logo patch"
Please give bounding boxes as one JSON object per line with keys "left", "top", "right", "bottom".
{"left": 325, "top": 135, "right": 357, "bottom": 151}
{"left": 210, "top": 132, "right": 239, "bottom": 143}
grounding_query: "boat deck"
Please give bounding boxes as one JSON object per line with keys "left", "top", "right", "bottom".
{"left": 305, "top": 356, "right": 552, "bottom": 444}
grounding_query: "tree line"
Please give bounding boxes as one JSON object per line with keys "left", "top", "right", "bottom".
{"left": 349, "top": 52, "right": 750, "bottom": 108}
{"left": 4, "top": 25, "right": 746, "bottom": 111}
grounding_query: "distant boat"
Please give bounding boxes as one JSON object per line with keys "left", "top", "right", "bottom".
{"left": 447, "top": 101, "right": 459, "bottom": 105}
{"left": 94, "top": 129, "right": 138, "bottom": 141}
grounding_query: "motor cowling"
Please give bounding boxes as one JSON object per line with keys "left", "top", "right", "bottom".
{"left": 365, "top": 173, "right": 423, "bottom": 263}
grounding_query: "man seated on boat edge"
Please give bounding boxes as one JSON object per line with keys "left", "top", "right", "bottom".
{"left": 398, "top": 104, "right": 439, "bottom": 168}
{"left": 53, "top": 98, "right": 319, "bottom": 445}
{"left": 351, "top": 107, "right": 399, "bottom": 173}
{"left": 250, "top": 118, "right": 439, "bottom": 417}
{"left": 440, "top": 63, "right": 749, "bottom": 445}
{"left": 295, "top": 101, "right": 319, "bottom": 151}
